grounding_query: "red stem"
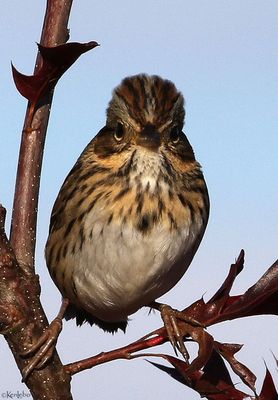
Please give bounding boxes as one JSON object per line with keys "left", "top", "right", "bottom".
{"left": 65, "top": 333, "right": 166, "bottom": 375}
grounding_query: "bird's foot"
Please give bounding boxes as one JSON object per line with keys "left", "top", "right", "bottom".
{"left": 21, "top": 298, "right": 69, "bottom": 381}
{"left": 151, "top": 301, "right": 204, "bottom": 362}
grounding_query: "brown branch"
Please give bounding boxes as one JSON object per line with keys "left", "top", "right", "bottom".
{"left": 1, "top": 1, "right": 74, "bottom": 399}
{"left": 0, "top": 206, "right": 72, "bottom": 399}
{"left": 10, "top": 0, "right": 73, "bottom": 273}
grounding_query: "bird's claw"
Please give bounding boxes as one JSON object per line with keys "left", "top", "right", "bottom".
{"left": 159, "top": 304, "right": 203, "bottom": 362}
{"left": 21, "top": 317, "right": 62, "bottom": 382}
{"left": 160, "top": 304, "right": 188, "bottom": 360}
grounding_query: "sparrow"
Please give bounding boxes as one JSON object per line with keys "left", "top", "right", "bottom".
{"left": 45, "top": 73, "right": 209, "bottom": 336}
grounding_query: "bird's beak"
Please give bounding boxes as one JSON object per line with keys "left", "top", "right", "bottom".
{"left": 136, "top": 124, "right": 161, "bottom": 151}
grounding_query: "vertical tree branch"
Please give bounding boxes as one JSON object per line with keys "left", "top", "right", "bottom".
{"left": 1, "top": 1, "right": 74, "bottom": 399}
{"left": 10, "top": 0, "right": 73, "bottom": 273}
{"left": 1, "top": 205, "right": 73, "bottom": 399}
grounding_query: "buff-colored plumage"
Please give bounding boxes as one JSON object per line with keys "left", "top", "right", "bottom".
{"left": 45, "top": 74, "right": 209, "bottom": 332}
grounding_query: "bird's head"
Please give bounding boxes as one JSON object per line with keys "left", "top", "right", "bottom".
{"left": 93, "top": 74, "right": 196, "bottom": 170}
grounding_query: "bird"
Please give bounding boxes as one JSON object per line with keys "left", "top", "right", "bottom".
{"left": 45, "top": 73, "right": 209, "bottom": 346}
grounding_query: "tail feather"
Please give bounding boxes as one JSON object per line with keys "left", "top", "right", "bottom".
{"left": 65, "top": 303, "right": 128, "bottom": 333}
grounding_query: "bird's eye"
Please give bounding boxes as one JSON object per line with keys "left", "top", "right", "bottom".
{"left": 114, "top": 122, "right": 125, "bottom": 142}
{"left": 170, "top": 126, "right": 180, "bottom": 144}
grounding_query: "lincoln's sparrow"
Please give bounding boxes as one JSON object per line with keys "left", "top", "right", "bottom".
{"left": 45, "top": 74, "right": 209, "bottom": 337}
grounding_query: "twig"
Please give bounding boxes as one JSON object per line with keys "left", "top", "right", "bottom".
{"left": 65, "top": 332, "right": 166, "bottom": 375}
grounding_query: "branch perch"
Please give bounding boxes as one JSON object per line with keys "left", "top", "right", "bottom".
{"left": 63, "top": 251, "right": 278, "bottom": 398}
{"left": 0, "top": 1, "right": 76, "bottom": 398}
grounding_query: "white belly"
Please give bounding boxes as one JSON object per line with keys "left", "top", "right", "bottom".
{"left": 70, "top": 216, "right": 201, "bottom": 322}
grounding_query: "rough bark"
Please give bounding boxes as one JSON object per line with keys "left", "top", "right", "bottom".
{"left": 1, "top": 1, "right": 73, "bottom": 399}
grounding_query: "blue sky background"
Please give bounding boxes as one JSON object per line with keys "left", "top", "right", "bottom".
{"left": 0, "top": 1, "right": 277, "bottom": 398}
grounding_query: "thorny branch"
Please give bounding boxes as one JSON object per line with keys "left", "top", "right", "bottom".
{"left": 0, "top": 1, "right": 74, "bottom": 399}
{"left": 10, "top": 0, "right": 73, "bottom": 274}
